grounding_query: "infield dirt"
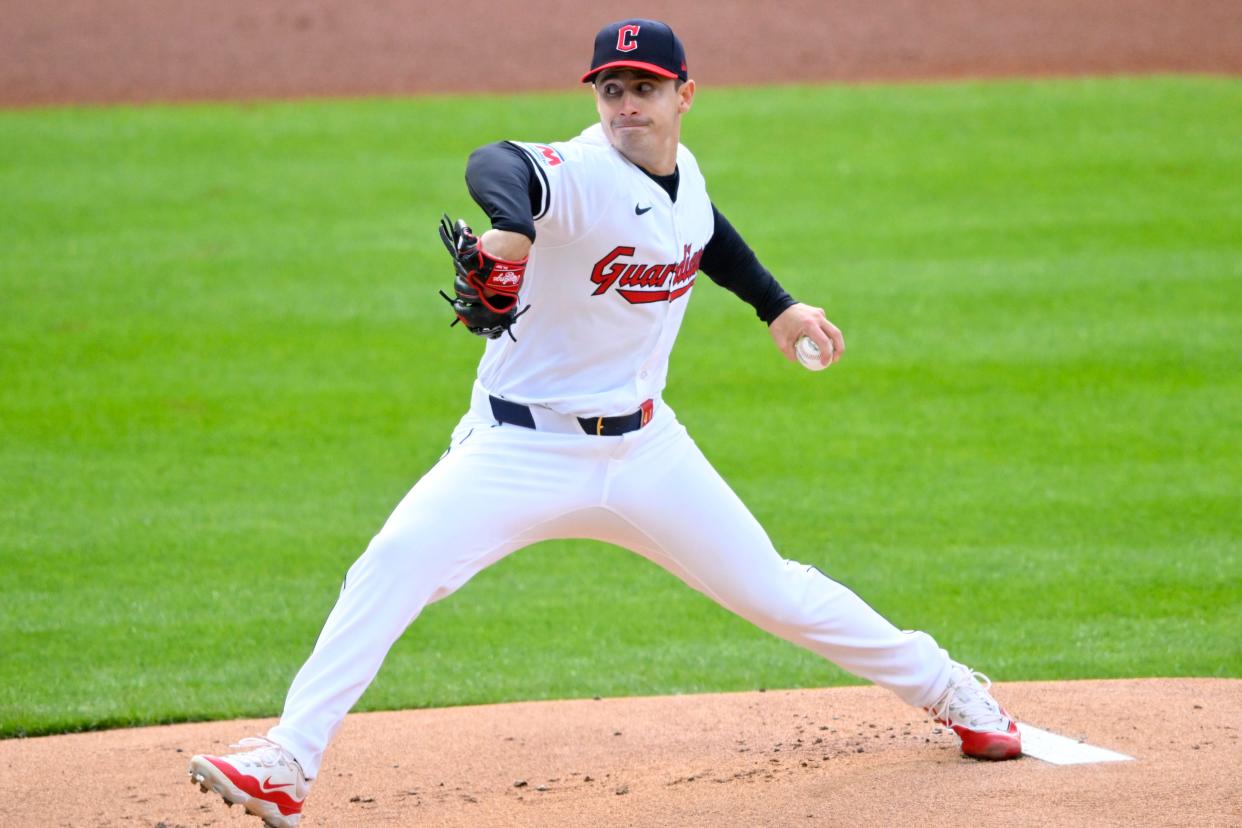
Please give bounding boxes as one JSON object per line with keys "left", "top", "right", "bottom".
{"left": 2, "top": 0, "right": 1241, "bottom": 105}
{"left": 2, "top": 2, "right": 1239, "bottom": 826}
{"left": 2, "top": 680, "right": 1239, "bottom": 826}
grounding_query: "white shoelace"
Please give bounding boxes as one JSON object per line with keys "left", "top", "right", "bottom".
{"left": 228, "top": 736, "right": 302, "bottom": 774}
{"left": 926, "top": 664, "right": 1010, "bottom": 731}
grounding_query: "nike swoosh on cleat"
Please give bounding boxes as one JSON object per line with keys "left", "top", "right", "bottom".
{"left": 261, "top": 776, "right": 293, "bottom": 792}
{"left": 635, "top": 204, "right": 652, "bottom": 215}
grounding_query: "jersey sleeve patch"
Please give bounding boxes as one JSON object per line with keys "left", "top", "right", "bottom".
{"left": 521, "top": 143, "right": 564, "bottom": 168}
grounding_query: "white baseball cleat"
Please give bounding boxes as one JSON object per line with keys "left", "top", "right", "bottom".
{"left": 188, "top": 736, "right": 311, "bottom": 828}
{"left": 925, "top": 662, "right": 1023, "bottom": 760}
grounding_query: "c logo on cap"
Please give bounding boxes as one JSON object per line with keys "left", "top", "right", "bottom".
{"left": 616, "top": 24, "right": 640, "bottom": 52}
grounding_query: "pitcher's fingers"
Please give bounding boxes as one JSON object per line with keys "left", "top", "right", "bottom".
{"left": 822, "top": 322, "right": 845, "bottom": 363}
{"left": 804, "top": 328, "right": 834, "bottom": 367}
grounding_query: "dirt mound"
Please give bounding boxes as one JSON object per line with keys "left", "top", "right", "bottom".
{"left": 3, "top": 0, "right": 1240, "bottom": 107}
{"left": 2, "top": 679, "right": 1237, "bottom": 826}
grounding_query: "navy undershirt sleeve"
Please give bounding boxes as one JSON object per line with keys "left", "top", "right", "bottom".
{"left": 700, "top": 205, "right": 797, "bottom": 325}
{"left": 464, "top": 142, "right": 540, "bottom": 241}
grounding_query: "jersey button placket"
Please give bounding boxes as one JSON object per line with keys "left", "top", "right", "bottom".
{"left": 637, "top": 190, "right": 679, "bottom": 390}
{"left": 667, "top": 189, "right": 680, "bottom": 315}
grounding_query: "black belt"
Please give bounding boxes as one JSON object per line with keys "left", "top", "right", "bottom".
{"left": 489, "top": 396, "right": 654, "bottom": 436}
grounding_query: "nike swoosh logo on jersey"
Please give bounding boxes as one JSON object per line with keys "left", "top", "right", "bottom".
{"left": 634, "top": 204, "right": 652, "bottom": 215}
{"left": 261, "top": 776, "right": 293, "bottom": 792}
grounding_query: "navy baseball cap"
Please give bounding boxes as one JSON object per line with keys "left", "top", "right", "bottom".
{"left": 581, "top": 19, "right": 688, "bottom": 84}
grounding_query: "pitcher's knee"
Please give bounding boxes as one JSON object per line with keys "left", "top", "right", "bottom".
{"left": 734, "top": 559, "right": 844, "bottom": 632}
{"left": 345, "top": 527, "right": 447, "bottom": 591}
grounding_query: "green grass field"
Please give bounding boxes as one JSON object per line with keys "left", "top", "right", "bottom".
{"left": 2, "top": 76, "right": 1239, "bottom": 738}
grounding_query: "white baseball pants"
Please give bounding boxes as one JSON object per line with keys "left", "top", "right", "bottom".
{"left": 269, "top": 385, "right": 953, "bottom": 778}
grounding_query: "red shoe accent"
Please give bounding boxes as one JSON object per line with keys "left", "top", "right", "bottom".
{"left": 262, "top": 776, "right": 293, "bottom": 792}
{"left": 951, "top": 718, "right": 1022, "bottom": 761}
{"left": 207, "top": 757, "right": 304, "bottom": 816}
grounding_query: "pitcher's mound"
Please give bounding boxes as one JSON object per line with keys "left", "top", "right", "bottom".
{"left": 1, "top": 678, "right": 1238, "bottom": 826}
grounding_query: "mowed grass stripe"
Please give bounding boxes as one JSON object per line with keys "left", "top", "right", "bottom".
{"left": 1, "top": 76, "right": 1238, "bottom": 737}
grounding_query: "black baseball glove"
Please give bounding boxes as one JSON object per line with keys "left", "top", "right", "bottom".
{"left": 437, "top": 215, "right": 530, "bottom": 341}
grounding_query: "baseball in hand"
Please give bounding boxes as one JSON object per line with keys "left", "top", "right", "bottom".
{"left": 795, "top": 335, "right": 833, "bottom": 371}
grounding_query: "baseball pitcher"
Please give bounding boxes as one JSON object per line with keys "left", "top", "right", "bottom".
{"left": 189, "top": 19, "right": 1022, "bottom": 827}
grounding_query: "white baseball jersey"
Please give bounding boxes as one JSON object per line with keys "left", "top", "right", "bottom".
{"left": 477, "top": 123, "right": 715, "bottom": 418}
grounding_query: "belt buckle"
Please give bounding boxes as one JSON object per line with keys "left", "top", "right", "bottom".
{"left": 596, "top": 416, "right": 605, "bottom": 436}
